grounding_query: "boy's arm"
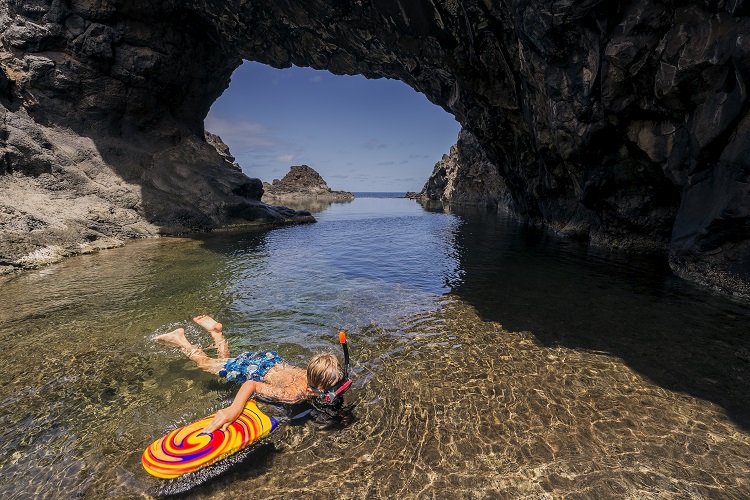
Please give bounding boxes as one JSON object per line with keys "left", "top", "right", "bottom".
{"left": 203, "top": 380, "right": 257, "bottom": 433}
{"left": 202, "top": 380, "right": 305, "bottom": 433}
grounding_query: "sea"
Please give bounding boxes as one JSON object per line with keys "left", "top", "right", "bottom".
{"left": 0, "top": 192, "right": 748, "bottom": 498}
{"left": 351, "top": 192, "right": 407, "bottom": 198}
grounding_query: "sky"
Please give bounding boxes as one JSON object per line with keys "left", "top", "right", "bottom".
{"left": 205, "top": 61, "right": 461, "bottom": 193}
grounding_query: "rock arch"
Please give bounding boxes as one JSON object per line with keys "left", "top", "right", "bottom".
{"left": 1, "top": 0, "right": 749, "bottom": 294}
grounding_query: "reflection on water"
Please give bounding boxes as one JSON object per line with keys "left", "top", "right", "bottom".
{"left": 262, "top": 195, "right": 353, "bottom": 214}
{"left": 440, "top": 204, "right": 750, "bottom": 429}
{"left": 0, "top": 198, "right": 749, "bottom": 498}
{"left": 211, "top": 302, "right": 749, "bottom": 498}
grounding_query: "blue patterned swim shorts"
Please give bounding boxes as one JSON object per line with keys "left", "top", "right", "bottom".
{"left": 219, "top": 351, "right": 285, "bottom": 383}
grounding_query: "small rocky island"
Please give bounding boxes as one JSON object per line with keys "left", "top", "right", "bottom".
{"left": 263, "top": 165, "right": 354, "bottom": 202}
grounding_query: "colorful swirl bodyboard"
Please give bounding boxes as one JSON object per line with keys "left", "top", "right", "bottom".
{"left": 142, "top": 400, "right": 278, "bottom": 478}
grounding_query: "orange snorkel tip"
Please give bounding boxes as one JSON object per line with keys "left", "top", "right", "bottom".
{"left": 339, "top": 330, "right": 347, "bottom": 344}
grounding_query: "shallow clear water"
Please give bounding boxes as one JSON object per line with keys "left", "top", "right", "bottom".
{"left": 1, "top": 197, "right": 749, "bottom": 498}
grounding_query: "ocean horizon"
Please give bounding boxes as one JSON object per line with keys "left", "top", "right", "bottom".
{"left": 352, "top": 191, "right": 408, "bottom": 198}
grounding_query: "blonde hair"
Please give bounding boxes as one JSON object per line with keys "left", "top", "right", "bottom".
{"left": 307, "top": 352, "right": 343, "bottom": 390}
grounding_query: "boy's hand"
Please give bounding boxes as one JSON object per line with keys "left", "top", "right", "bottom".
{"left": 202, "top": 380, "right": 256, "bottom": 434}
{"left": 203, "top": 406, "right": 242, "bottom": 434}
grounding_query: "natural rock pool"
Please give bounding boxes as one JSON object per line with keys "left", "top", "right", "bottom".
{"left": 1, "top": 196, "right": 748, "bottom": 498}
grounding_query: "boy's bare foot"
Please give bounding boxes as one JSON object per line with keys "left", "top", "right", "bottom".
{"left": 194, "top": 315, "right": 230, "bottom": 357}
{"left": 154, "top": 328, "right": 187, "bottom": 347}
{"left": 193, "top": 315, "right": 222, "bottom": 336}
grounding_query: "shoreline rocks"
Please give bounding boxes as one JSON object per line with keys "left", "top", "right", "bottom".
{"left": 0, "top": 118, "right": 314, "bottom": 274}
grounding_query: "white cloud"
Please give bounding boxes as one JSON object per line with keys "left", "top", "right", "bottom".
{"left": 310, "top": 75, "right": 323, "bottom": 83}
{"left": 204, "top": 115, "right": 279, "bottom": 149}
{"left": 275, "top": 154, "right": 296, "bottom": 162}
{"left": 362, "top": 139, "right": 388, "bottom": 150}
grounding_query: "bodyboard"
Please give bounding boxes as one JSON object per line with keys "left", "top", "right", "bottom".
{"left": 142, "top": 400, "right": 277, "bottom": 478}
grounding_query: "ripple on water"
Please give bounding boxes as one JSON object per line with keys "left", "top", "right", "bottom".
{"left": 176, "top": 298, "right": 750, "bottom": 499}
{"left": 1, "top": 201, "right": 750, "bottom": 498}
{"left": 2, "top": 293, "right": 750, "bottom": 498}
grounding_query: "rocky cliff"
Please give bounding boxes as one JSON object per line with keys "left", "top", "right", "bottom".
{"left": 1, "top": 1, "right": 749, "bottom": 294}
{"left": 421, "top": 129, "right": 512, "bottom": 208}
{"left": 263, "top": 165, "right": 354, "bottom": 201}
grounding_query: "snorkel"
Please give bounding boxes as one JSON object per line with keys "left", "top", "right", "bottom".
{"left": 339, "top": 330, "right": 351, "bottom": 380}
{"left": 310, "top": 330, "right": 353, "bottom": 406}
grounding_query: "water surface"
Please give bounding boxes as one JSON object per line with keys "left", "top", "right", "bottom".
{"left": 0, "top": 196, "right": 748, "bottom": 498}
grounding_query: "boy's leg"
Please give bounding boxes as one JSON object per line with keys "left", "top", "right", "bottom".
{"left": 155, "top": 328, "right": 226, "bottom": 374}
{"left": 193, "top": 315, "right": 230, "bottom": 358}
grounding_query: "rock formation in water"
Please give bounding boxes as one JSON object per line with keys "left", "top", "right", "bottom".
{"left": 1, "top": 1, "right": 749, "bottom": 294}
{"left": 263, "top": 165, "right": 354, "bottom": 202}
{"left": 420, "top": 129, "right": 512, "bottom": 208}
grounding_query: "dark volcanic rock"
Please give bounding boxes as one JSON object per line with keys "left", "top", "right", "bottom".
{"left": 1, "top": 1, "right": 750, "bottom": 294}
{"left": 262, "top": 165, "right": 354, "bottom": 201}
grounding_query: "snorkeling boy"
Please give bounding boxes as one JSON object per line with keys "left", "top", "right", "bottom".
{"left": 155, "top": 315, "right": 350, "bottom": 433}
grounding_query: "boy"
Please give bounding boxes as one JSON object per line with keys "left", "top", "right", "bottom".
{"left": 155, "top": 315, "right": 345, "bottom": 433}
